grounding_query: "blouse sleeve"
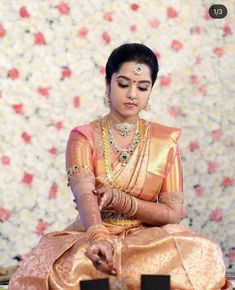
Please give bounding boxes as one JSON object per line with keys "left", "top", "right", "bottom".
{"left": 158, "top": 145, "right": 184, "bottom": 204}
{"left": 66, "top": 129, "right": 95, "bottom": 191}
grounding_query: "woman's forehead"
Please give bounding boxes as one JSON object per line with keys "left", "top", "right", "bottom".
{"left": 115, "top": 61, "right": 151, "bottom": 82}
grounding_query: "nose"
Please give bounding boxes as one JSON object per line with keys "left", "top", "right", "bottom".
{"left": 128, "top": 85, "right": 137, "bottom": 100}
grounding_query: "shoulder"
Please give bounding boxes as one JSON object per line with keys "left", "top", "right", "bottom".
{"left": 149, "top": 121, "right": 182, "bottom": 144}
{"left": 68, "top": 119, "right": 101, "bottom": 146}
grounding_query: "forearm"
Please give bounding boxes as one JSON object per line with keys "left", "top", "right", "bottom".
{"left": 108, "top": 189, "right": 182, "bottom": 226}
{"left": 133, "top": 198, "right": 181, "bottom": 226}
{"left": 72, "top": 183, "right": 102, "bottom": 230}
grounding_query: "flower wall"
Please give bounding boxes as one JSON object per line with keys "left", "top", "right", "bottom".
{"left": 0, "top": 0, "right": 234, "bottom": 269}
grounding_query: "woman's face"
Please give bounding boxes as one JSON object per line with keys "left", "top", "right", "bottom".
{"left": 106, "top": 61, "right": 152, "bottom": 120}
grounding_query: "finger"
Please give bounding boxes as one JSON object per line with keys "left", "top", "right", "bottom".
{"left": 85, "top": 247, "right": 101, "bottom": 264}
{"left": 96, "top": 187, "right": 106, "bottom": 195}
{"left": 99, "top": 245, "right": 115, "bottom": 270}
{"left": 99, "top": 199, "right": 106, "bottom": 210}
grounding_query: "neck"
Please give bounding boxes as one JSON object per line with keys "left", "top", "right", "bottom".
{"left": 108, "top": 110, "right": 139, "bottom": 124}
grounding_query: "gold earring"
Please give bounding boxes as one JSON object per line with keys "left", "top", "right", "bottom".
{"left": 144, "top": 103, "right": 151, "bottom": 111}
{"left": 103, "top": 92, "right": 111, "bottom": 107}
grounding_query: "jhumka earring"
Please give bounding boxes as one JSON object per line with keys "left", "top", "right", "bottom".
{"left": 103, "top": 91, "right": 111, "bottom": 108}
{"left": 133, "top": 63, "right": 143, "bottom": 75}
{"left": 144, "top": 103, "right": 151, "bottom": 111}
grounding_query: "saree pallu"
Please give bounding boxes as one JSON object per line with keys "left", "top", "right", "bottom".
{"left": 9, "top": 118, "right": 232, "bottom": 290}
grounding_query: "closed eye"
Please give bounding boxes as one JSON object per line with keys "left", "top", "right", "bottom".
{"left": 118, "top": 83, "right": 149, "bottom": 91}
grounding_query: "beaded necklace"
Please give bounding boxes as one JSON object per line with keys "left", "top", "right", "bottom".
{"left": 102, "top": 117, "right": 146, "bottom": 191}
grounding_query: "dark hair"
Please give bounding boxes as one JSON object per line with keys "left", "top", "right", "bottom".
{"left": 105, "top": 43, "right": 159, "bottom": 87}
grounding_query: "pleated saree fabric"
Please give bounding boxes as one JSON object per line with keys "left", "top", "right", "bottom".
{"left": 9, "top": 117, "right": 232, "bottom": 290}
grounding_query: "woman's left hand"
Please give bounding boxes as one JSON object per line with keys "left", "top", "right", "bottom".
{"left": 92, "top": 186, "right": 113, "bottom": 210}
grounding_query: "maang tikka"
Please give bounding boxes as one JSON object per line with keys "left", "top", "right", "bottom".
{"left": 133, "top": 63, "right": 143, "bottom": 75}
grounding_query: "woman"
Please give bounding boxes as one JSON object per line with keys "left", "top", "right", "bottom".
{"left": 9, "top": 43, "right": 232, "bottom": 290}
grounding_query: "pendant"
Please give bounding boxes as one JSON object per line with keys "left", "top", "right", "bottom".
{"left": 120, "top": 152, "right": 129, "bottom": 163}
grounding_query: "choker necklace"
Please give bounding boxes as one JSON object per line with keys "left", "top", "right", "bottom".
{"left": 109, "top": 117, "right": 137, "bottom": 136}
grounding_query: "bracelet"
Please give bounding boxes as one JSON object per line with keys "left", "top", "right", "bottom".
{"left": 87, "top": 224, "right": 114, "bottom": 247}
{"left": 106, "top": 188, "right": 138, "bottom": 217}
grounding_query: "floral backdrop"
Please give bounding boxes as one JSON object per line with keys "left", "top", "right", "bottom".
{"left": 0, "top": 0, "right": 234, "bottom": 271}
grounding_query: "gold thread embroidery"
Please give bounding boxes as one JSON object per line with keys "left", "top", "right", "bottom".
{"left": 158, "top": 192, "right": 184, "bottom": 204}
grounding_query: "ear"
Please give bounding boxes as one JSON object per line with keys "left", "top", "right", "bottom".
{"left": 105, "top": 76, "right": 110, "bottom": 94}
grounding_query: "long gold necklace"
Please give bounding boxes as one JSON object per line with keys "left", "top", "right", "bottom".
{"left": 102, "top": 117, "right": 146, "bottom": 190}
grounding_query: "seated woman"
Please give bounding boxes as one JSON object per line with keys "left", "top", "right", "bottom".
{"left": 9, "top": 43, "right": 232, "bottom": 290}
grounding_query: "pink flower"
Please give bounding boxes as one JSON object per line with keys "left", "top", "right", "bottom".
{"left": 37, "top": 86, "right": 50, "bottom": 97}
{"left": 223, "top": 24, "right": 232, "bottom": 36}
{"left": 171, "top": 40, "right": 183, "bottom": 52}
{"left": 34, "top": 32, "right": 46, "bottom": 45}
{"left": 22, "top": 173, "right": 34, "bottom": 185}
{"left": 56, "top": 2, "right": 70, "bottom": 15}
{"left": 1, "top": 156, "right": 11, "bottom": 165}
{"left": 102, "top": 32, "right": 111, "bottom": 44}
{"left": 48, "top": 147, "right": 57, "bottom": 156}
{"left": 195, "top": 56, "right": 201, "bottom": 64}
{"left": 130, "top": 3, "right": 139, "bottom": 11}
{"left": 198, "top": 84, "right": 207, "bottom": 95}
{"left": 159, "top": 75, "right": 171, "bottom": 87}
{"left": 191, "top": 26, "right": 202, "bottom": 34}
{"left": 8, "top": 68, "right": 20, "bottom": 80}
{"left": 61, "top": 67, "right": 72, "bottom": 79}
{"left": 19, "top": 6, "right": 30, "bottom": 18}
{"left": 0, "top": 208, "right": 11, "bottom": 221}
{"left": 0, "top": 24, "right": 6, "bottom": 38}
{"left": 211, "top": 129, "right": 223, "bottom": 141}
{"left": 54, "top": 121, "right": 63, "bottom": 130}
{"left": 78, "top": 27, "right": 89, "bottom": 38}
{"left": 73, "top": 96, "right": 80, "bottom": 108}
{"left": 168, "top": 106, "right": 179, "bottom": 117}
{"left": 154, "top": 51, "right": 160, "bottom": 59}
{"left": 12, "top": 103, "right": 24, "bottom": 114}
{"left": 223, "top": 177, "right": 233, "bottom": 188}
{"left": 103, "top": 12, "right": 113, "bottom": 22}
{"left": 48, "top": 183, "right": 58, "bottom": 199}
{"left": 130, "top": 25, "right": 137, "bottom": 32}
{"left": 99, "top": 66, "right": 105, "bottom": 75}
{"left": 189, "top": 141, "right": 199, "bottom": 152}
{"left": 204, "top": 8, "right": 211, "bottom": 20}
{"left": 167, "top": 7, "right": 178, "bottom": 18}
{"left": 190, "top": 75, "right": 198, "bottom": 84}
{"left": 21, "top": 132, "right": 31, "bottom": 144}
{"left": 208, "top": 161, "right": 217, "bottom": 173}
{"left": 228, "top": 248, "right": 235, "bottom": 261}
{"left": 209, "top": 208, "right": 222, "bottom": 221}
{"left": 194, "top": 185, "right": 205, "bottom": 197}
{"left": 181, "top": 208, "right": 188, "bottom": 219}
{"left": 213, "top": 47, "right": 224, "bottom": 57}
{"left": 36, "top": 219, "right": 48, "bottom": 235}
{"left": 149, "top": 18, "right": 160, "bottom": 28}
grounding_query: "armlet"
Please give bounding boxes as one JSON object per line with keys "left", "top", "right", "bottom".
{"left": 67, "top": 165, "right": 95, "bottom": 188}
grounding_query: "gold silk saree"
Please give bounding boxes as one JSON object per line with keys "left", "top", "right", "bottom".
{"left": 9, "top": 117, "right": 232, "bottom": 290}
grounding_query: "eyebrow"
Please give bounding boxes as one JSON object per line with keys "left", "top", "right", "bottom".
{"left": 116, "top": 75, "right": 151, "bottom": 85}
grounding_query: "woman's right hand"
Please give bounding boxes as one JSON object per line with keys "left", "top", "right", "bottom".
{"left": 85, "top": 240, "right": 117, "bottom": 275}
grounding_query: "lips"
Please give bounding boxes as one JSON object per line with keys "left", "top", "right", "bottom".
{"left": 124, "top": 102, "right": 137, "bottom": 106}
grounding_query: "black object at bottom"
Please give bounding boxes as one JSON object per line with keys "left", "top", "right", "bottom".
{"left": 80, "top": 278, "right": 109, "bottom": 290}
{"left": 141, "top": 274, "right": 170, "bottom": 290}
